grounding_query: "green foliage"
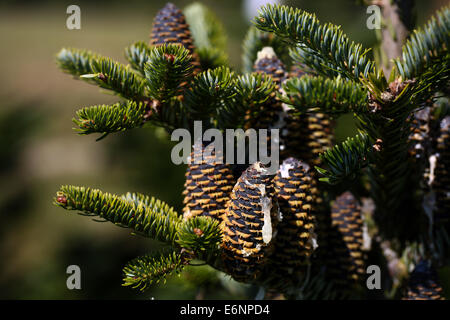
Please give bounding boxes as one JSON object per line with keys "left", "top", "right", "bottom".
{"left": 393, "top": 6, "right": 450, "bottom": 80}
{"left": 54, "top": 1, "right": 450, "bottom": 298}
{"left": 54, "top": 186, "right": 182, "bottom": 245}
{"left": 290, "top": 45, "right": 340, "bottom": 78}
{"left": 184, "top": 66, "right": 236, "bottom": 124}
{"left": 176, "top": 216, "right": 222, "bottom": 255}
{"left": 242, "top": 26, "right": 291, "bottom": 74}
{"left": 125, "top": 41, "right": 152, "bottom": 76}
{"left": 254, "top": 4, "right": 375, "bottom": 80}
{"left": 87, "top": 57, "right": 147, "bottom": 100}
{"left": 356, "top": 77, "right": 421, "bottom": 241}
{"left": 73, "top": 101, "right": 146, "bottom": 138}
{"left": 148, "top": 99, "right": 191, "bottom": 132}
{"left": 144, "top": 44, "right": 194, "bottom": 102}
{"left": 280, "top": 75, "right": 368, "bottom": 116}
{"left": 56, "top": 47, "right": 99, "bottom": 77}
{"left": 217, "top": 73, "right": 275, "bottom": 129}
{"left": 316, "top": 132, "right": 372, "bottom": 185}
{"left": 122, "top": 250, "right": 185, "bottom": 291}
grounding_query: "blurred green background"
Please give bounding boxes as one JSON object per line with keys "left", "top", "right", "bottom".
{"left": 0, "top": 0, "right": 445, "bottom": 299}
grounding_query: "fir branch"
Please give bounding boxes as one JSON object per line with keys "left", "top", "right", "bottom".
{"left": 315, "top": 132, "right": 372, "bottom": 185}
{"left": 125, "top": 41, "right": 152, "bottom": 76}
{"left": 54, "top": 186, "right": 182, "bottom": 245}
{"left": 184, "top": 66, "right": 236, "bottom": 124}
{"left": 144, "top": 44, "right": 194, "bottom": 102}
{"left": 217, "top": 73, "right": 275, "bottom": 129}
{"left": 56, "top": 47, "right": 99, "bottom": 77}
{"left": 122, "top": 249, "right": 185, "bottom": 291}
{"left": 290, "top": 45, "right": 340, "bottom": 78}
{"left": 87, "top": 57, "right": 147, "bottom": 100}
{"left": 393, "top": 5, "right": 450, "bottom": 80}
{"left": 356, "top": 78, "right": 424, "bottom": 242}
{"left": 148, "top": 99, "right": 191, "bottom": 133}
{"left": 254, "top": 4, "right": 375, "bottom": 80}
{"left": 242, "top": 26, "right": 291, "bottom": 74}
{"left": 176, "top": 216, "right": 222, "bottom": 256}
{"left": 121, "top": 192, "right": 154, "bottom": 208}
{"left": 409, "top": 54, "right": 450, "bottom": 106}
{"left": 280, "top": 75, "right": 368, "bottom": 116}
{"left": 73, "top": 101, "right": 146, "bottom": 138}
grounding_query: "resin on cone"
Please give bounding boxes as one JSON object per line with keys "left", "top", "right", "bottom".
{"left": 221, "top": 162, "right": 278, "bottom": 282}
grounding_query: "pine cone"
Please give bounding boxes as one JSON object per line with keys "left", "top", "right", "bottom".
{"left": 221, "top": 162, "right": 278, "bottom": 282}
{"left": 271, "top": 157, "right": 317, "bottom": 272}
{"left": 244, "top": 47, "right": 287, "bottom": 134}
{"left": 327, "top": 192, "right": 365, "bottom": 287}
{"left": 403, "top": 260, "right": 445, "bottom": 300}
{"left": 182, "top": 143, "right": 236, "bottom": 222}
{"left": 407, "top": 107, "right": 431, "bottom": 162}
{"left": 433, "top": 116, "right": 450, "bottom": 223}
{"left": 150, "top": 3, "right": 201, "bottom": 73}
{"left": 281, "top": 66, "right": 334, "bottom": 165}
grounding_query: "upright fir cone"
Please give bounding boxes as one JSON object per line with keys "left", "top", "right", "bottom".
{"left": 244, "top": 47, "right": 287, "bottom": 137}
{"left": 403, "top": 260, "right": 445, "bottom": 300}
{"left": 271, "top": 158, "right": 317, "bottom": 273}
{"left": 407, "top": 107, "right": 432, "bottom": 163}
{"left": 150, "top": 3, "right": 201, "bottom": 73}
{"left": 282, "top": 66, "right": 334, "bottom": 165}
{"left": 327, "top": 192, "right": 365, "bottom": 287}
{"left": 432, "top": 116, "right": 450, "bottom": 223}
{"left": 182, "top": 143, "right": 236, "bottom": 222}
{"left": 221, "top": 162, "right": 278, "bottom": 282}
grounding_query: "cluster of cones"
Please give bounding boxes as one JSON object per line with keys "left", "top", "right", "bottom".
{"left": 408, "top": 106, "right": 450, "bottom": 224}
{"left": 148, "top": 2, "right": 447, "bottom": 298}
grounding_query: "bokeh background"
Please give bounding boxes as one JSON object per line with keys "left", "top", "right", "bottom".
{"left": 0, "top": 0, "right": 446, "bottom": 299}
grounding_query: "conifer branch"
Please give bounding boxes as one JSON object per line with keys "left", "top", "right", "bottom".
{"left": 254, "top": 4, "right": 375, "bottom": 80}
{"left": 73, "top": 101, "right": 146, "bottom": 138}
{"left": 87, "top": 57, "right": 147, "bottom": 100}
{"left": 393, "top": 5, "right": 450, "bottom": 80}
{"left": 148, "top": 99, "right": 191, "bottom": 133}
{"left": 357, "top": 77, "right": 423, "bottom": 242}
{"left": 54, "top": 186, "right": 182, "bottom": 245}
{"left": 289, "top": 45, "right": 340, "bottom": 78}
{"left": 280, "top": 75, "right": 368, "bottom": 116}
{"left": 217, "top": 73, "right": 275, "bottom": 129}
{"left": 125, "top": 41, "right": 152, "bottom": 76}
{"left": 122, "top": 249, "right": 185, "bottom": 291}
{"left": 315, "top": 132, "right": 372, "bottom": 185}
{"left": 56, "top": 47, "right": 99, "bottom": 77}
{"left": 144, "top": 44, "right": 194, "bottom": 102}
{"left": 176, "top": 216, "right": 222, "bottom": 257}
{"left": 184, "top": 66, "right": 235, "bottom": 124}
